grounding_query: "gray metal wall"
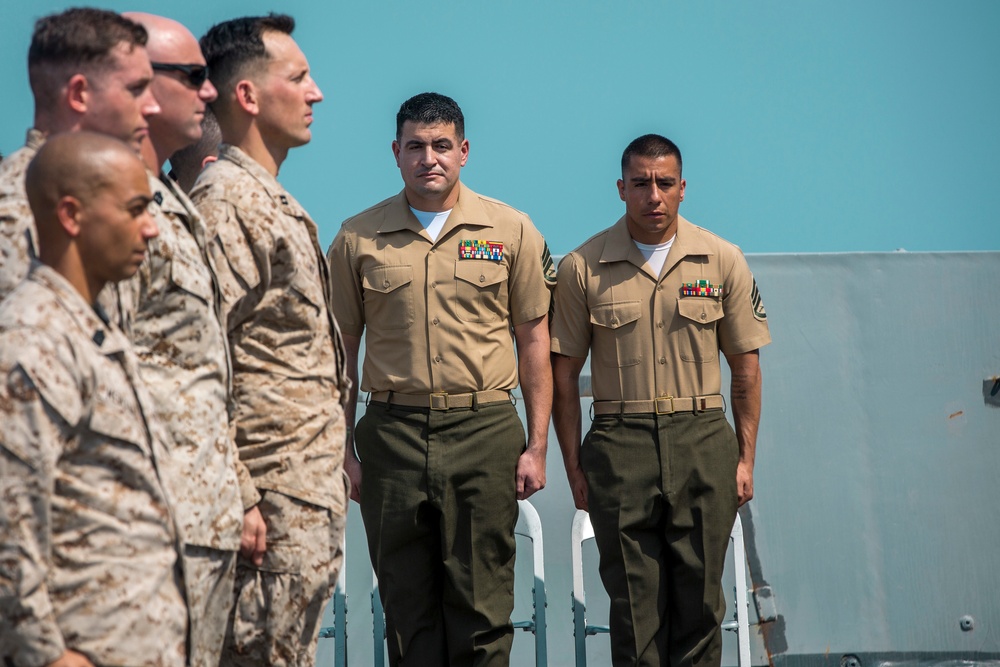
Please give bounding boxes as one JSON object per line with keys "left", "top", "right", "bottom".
{"left": 317, "top": 251, "right": 1000, "bottom": 666}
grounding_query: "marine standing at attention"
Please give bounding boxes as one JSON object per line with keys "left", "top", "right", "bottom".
{"left": 190, "top": 14, "right": 351, "bottom": 667}
{"left": 0, "top": 132, "right": 186, "bottom": 667}
{"left": 327, "top": 92, "right": 555, "bottom": 666}
{"left": 551, "top": 134, "right": 770, "bottom": 667}
{"left": 119, "top": 13, "right": 249, "bottom": 667}
{"left": 0, "top": 8, "right": 160, "bottom": 314}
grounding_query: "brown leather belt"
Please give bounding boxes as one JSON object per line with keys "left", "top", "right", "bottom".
{"left": 369, "top": 390, "right": 512, "bottom": 410}
{"left": 592, "top": 394, "right": 725, "bottom": 416}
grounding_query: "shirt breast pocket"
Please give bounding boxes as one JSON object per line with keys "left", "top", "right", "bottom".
{"left": 589, "top": 301, "right": 643, "bottom": 368}
{"left": 675, "top": 298, "right": 724, "bottom": 362}
{"left": 362, "top": 264, "right": 414, "bottom": 330}
{"left": 289, "top": 264, "right": 326, "bottom": 313}
{"left": 88, "top": 380, "right": 150, "bottom": 452}
{"left": 454, "top": 261, "right": 508, "bottom": 323}
{"left": 169, "top": 253, "right": 214, "bottom": 305}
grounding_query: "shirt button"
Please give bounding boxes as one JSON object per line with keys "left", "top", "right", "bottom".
{"left": 610, "top": 318, "right": 619, "bottom": 327}
{"left": 432, "top": 318, "right": 440, "bottom": 325}
{"left": 657, "top": 321, "right": 664, "bottom": 329}
{"left": 657, "top": 285, "right": 663, "bottom": 292}
{"left": 479, "top": 275, "right": 486, "bottom": 283}
{"left": 434, "top": 355, "right": 443, "bottom": 363}
{"left": 383, "top": 279, "right": 390, "bottom": 288}
{"left": 659, "top": 357, "right": 666, "bottom": 364}
{"left": 700, "top": 313, "right": 707, "bottom": 320}
{"left": 431, "top": 282, "right": 437, "bottom": 288}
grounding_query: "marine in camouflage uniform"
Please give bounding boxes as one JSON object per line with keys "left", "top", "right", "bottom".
{"left": 0, "top": 130, "right": 43, "bottom": 300}
{"left": 119, "top": 170, "right": 248, "bottom": 667}
{"left": 0, "top": 130, "right": 187, "bottom": 667}
{"left": 0, "top": 131, "right": 129, "bottom": 330}
{"left": 191, "top": 143, "right": 350, "bottom": 667}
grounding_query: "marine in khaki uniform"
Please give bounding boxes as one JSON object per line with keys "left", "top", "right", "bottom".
{"left": 119, "top": 14, "right": 248, "bottom": 667}
{"left": 0, "top": 132, "right": 187, "bottom": 667}
{"left": 328, "top": 92, "right": 554, "bottom": 667}
{"left": 551, "top": 134, "right": 771, "bottom": 667}
{"left": 191, "top": 14, "right": 349, "bottom": 667}
{"left": 0, "top": 8, "right": 160, "bottom": 320}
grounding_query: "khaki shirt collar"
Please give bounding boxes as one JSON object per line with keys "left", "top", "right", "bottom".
{"left": 28, "top": 262, "right": 127, "bottom": 355}
{"left": 378, "top": 182, "right": 495, "bottom": 241}
{"left": 599, "top": 215, "right": 715, "bottom": 279}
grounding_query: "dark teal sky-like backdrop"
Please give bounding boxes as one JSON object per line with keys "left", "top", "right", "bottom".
{"left": 2, "top": 1, "right": 998, "bottom": 254}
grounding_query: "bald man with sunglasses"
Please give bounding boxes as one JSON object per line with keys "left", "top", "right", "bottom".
{"left": 119, "top": 13, "right": 251, "bottom": 667}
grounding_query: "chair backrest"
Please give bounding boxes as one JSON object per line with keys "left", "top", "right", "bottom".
{"left": 513, "top": 499, "right": 548, "bottom": 666}
{"left": 571, "top": 510, "right": 751, "bottom": 667}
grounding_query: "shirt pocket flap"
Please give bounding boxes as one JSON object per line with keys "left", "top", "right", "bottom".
{"left": 2, "top": 362, "right": 82, "bottom": 468}
{"left": 455, "top": 260, "right": 507, "bottom": 288}
{"left": 169, "top": 254, "right": 214, "bottom": 303}
{"left": 89, "top": 381, "right": 149, "bottom": 449}
{"left": 677, "top": 297, "right": 724, "bottom": 324}
{"left": 589, "top": 301, "right": 642, "bottom": 330}
{"left": 363, "top": 265, "right": 414, "bottom": 295}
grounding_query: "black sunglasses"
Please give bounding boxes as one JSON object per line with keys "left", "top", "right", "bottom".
{"left": 151, "top": 62, "right": 210, "bottom": 88}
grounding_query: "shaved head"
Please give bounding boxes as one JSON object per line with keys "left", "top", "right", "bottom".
{"left": 27, "top": 131, "right": 156, "bottom": 297}
{"left": 123, "top": 13, "right": 217, "bottom": 167}
{"left": 122, "top": 13, "right": 193, "bottom": 62}
{"left": 27, "top": 132, "right": 139, "bottom": 223}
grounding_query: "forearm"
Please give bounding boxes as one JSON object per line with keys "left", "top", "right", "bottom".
{"left": 551, "top": 353, "right": 584, "bottom": 471}
{"left": 515, "top": 317, "right": 553, "bottom": 450}
{"left": 728, "top": 350, "right": 762, "bottom": 466}
{"left": 341, "top": 334, "right": 361, "bottom": 461}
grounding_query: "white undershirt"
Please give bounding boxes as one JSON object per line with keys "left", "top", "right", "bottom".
{"left": 410, "top": 207, "right": 452, "bottom": 243}
{"left": 634, "top": 235, "right": 675, "bottom": 276}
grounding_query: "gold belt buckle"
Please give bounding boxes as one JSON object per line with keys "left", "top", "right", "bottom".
{"left": 655, "top": 395, "right": 675, "bottom": 415}
{"left": 429, "top": 392, "right": 449, "bottom": 410}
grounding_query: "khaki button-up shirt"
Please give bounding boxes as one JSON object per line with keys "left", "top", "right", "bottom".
{"left": 328, "top": 183, "right": 553, "bottom": 394}
{"left": 551, "top": 216, "right": 771, "bottom": 401}
{"left": 119, "top": 171, "right": 248, "bottom": 544}
{"left": 0, "top": 264, "right": 187, "bottom": 667}
{"left": 191, "top": 145, "right": 350, "bottom": 515}
{"left": 0, "top": 129, "right": 127, "bottom": 325}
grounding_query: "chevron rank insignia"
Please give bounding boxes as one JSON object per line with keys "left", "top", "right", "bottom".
{"left": 542, "top": 241, "right": 556, "bottom": 285}
{"left": 459, "top": 239, "right": 503, "bottom": 261}
{"left": 750, "top": 277, "right": 766, "bottom": 321}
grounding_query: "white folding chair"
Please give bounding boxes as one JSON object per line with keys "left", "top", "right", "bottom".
{"left": 571, "top": 510, "right": 608, "bottom": 667}
{"left": 371, "top": 499, "right": 548, "bottom": 666}
{"left": 372, "top": 570, "right": 386, "bottom": 667}
{"left": 512, "top": 499, "right": 548, "bottom": 666}
{"left": 318, "top": 539, "right": 348, "bottom": 667}
{"left": 571, "top": 510, "right": 751, "bottom": 667}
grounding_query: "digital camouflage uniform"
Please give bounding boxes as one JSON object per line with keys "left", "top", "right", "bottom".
{"left": 0, "top": 129, "right": 126, "bottom": 324}
{"left": 328, "top": 183, "right": 554, "bottom": 666}
{"left": 190, "top": 144, "right": 350, "bottom": 667}
{"left": 551, "top": 215, "right": 771, "bottom": 667}
{"left": 119, "top": 171, "right": 247, "bottom": 667}
{"left": 0, "top": 130, "right": 43, "bottom": 300}
{"left": 0, "top": 264, "right": 187, "bottom": 667}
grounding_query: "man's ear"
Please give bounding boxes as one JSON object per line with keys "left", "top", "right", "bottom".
{"left": 66, "top": 74, "right": 89, "bottom": 115}
{"left": 235, "top": 79, "right": 259, "bottom": 116}
{"left": 56, "top": 195, "right": 83, "bottom": 238}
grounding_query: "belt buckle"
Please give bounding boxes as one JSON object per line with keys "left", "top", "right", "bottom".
{"left": 655, "top": 396, "right": 675, "bottom": 415}
{"left": 429, "top": 392, "right": 449, "bottom": 410}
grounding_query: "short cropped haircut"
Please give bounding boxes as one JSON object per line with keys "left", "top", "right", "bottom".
{"left": 396, "top": 92, "right": 465, "bottom": 142}
{"left": 621, "top": 134, "right": 683, "bottom": 176}
{"left": 200, "top": 14, "right": 295, "bottom": 100}
{"left": 28, "top": 8, "right": 148, "bottom": 110}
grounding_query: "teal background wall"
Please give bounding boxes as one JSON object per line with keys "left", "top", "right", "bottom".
{"left": 2, "top": 1, "right": 999, "bottom": 254}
